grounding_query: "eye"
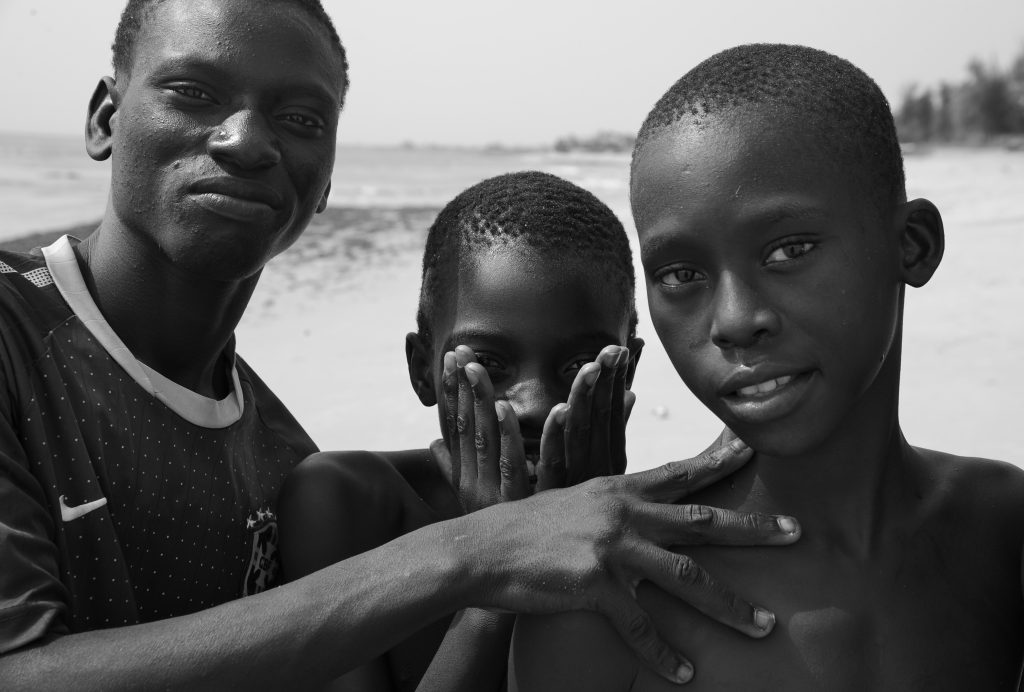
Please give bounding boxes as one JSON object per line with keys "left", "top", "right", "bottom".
{"left": 562, "top": 356, "right": 596, "bottom": 377}
{"left": 281, "top": 112, "right": 325, "bottom": 130}
{"left": 765, "top": 241, "right": 816, "bottom": 265}
{"left": 473, "top": 352, "right": 508, "bottom": 381}
{"left": 169, "top": 84, "right": 215, "bottom": 102}
{"left": 655, "top": 266, "right": 705, "bottom": 287}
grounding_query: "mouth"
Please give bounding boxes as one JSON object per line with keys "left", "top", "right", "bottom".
{"left": 189, "top": 178, "right": 283, "bottom": 221}
{"left": 523, "top": 444, "right": 541, "bottom": 484}
{"left": 720, "top": 370, "right": 816, "bottom": 424}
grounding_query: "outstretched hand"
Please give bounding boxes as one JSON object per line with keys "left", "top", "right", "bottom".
{"left": 452, "top": 437, "right": 801, "bottom": 685}
{"left": 439, "top": 345, "right": 635, "bottom": 513}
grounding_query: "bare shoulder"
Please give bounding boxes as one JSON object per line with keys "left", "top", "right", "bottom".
{"left": 914, "top": 446, "right": 1024, "bottom": 516}
{"left": 282, "top": 449, "right": 413, "bottom": 504}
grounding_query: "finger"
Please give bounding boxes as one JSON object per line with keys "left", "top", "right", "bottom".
{"left": 564, "top": 361, "right": 601, "bottom": 485}
{"left": 624, "top": 437, "right": 757, "bottom": 502}
{"left": 442, "top": 351, "right": 461, "bottom": 489}
{"left": 630, "top": 543, "right": 778, "bottom": 640}
{"left": 599, "top": 590, "right": 694, "bottom": 684}
{"left": 535, "top": 404, "right": 568, "bottom": 491}
{"left": 587, "top": 347, "right": 621, "bottom": 479}
{"left": 608, "top": 347, "right": 630, "bottom": 475}
{"left": 465, "top": 362, "right": 501, "bottom": 495}
{"left": 454, "top": 348, "right": 478, "bottom": 495}
{"left": 629, "top": 501, "right": 801, "bottom": 547}
{"left": 496, "top": 401, "right": 531, "bottom": 501}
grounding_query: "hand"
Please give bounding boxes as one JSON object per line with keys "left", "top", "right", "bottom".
{"left": 455, "top": 436, "right": 801, "bottom": 685}
{"left": 440, "top": 346, "right": 533, "bottom": 513}
{"left": 536, "top": 344, "right": 635, "bottom": 490}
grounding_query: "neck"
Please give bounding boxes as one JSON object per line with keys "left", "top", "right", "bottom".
{"left": 75, "top": 218, "right": 258, "bottom": 398}
{"left": 726, "top": 340, "right": 916, "bottom": 558}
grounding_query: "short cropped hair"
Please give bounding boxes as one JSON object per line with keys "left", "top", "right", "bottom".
{"left": 634, "top": 44, "right": 905, "bottom": 213}
{"left": 416, "top": 171, "right": 637, "bottom": 343}
{"left": 112, "top": 0, "right": 350, "bottom": 105}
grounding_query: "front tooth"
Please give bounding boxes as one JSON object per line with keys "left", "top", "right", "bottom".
{"left": 738, "top": 384, "right": 760, "bottom": 396}
{"left": 757, "top": 379, "right": 778, "bottom": 393}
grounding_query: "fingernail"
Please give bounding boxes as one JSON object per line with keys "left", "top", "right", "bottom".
{"left": 617, "top": 347, "right": 629, "bottom": 367}
{"left": 554, "top": 405, "right": 568, "bottom": 425}
{"left": 465, "top": 365, "right": 479, "bottom": 387}
{"left": 675, "top": 660, "right": 694, "bottom": 683}
{"left": 495, "top": 401, "right": 506, "bottom": 422}
{"left": 584, "top": 365, "right": 600, "bottom": 387}
{"left": 443, "top": 352, "right": 455, "bottom": 377}
{"left": 777, "top": 516, "right": 798, "bottom": 534}
{"left": 729, "top": 438, "right": 749, "bottom": 454}
{"left": 754, "top": 608, "right": 775, "bottom": 632}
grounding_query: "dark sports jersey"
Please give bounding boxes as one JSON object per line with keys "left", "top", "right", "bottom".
{"left": 0, "top": 236, "right": 317, "bottom": 653}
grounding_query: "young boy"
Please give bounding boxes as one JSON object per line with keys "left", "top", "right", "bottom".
{"left": 278, "top": 171, "right": 642, "bottom": 691}
{"left": 277, "top": 171, "right": 800, "bottom": 690}
{"left": 510, "top": 44, "right": 1024, "bottom": 690}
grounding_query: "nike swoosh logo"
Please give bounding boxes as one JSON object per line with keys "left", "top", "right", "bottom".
{"left": 59, "top": 494, "right": 108, "bottom": 522}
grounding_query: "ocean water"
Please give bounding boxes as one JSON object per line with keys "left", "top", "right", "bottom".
{"left": 1, "top": 131, "right": 1022, "bottom": 468}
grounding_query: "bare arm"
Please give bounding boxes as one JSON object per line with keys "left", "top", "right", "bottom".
{"left": 2, "top": 438, "right": 799, "bottom": 690}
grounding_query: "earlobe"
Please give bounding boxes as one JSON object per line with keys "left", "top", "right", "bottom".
{"left": 86, "top": 77, "right": 119, "bottom": 162}
{"left": 405, "top": 332, "right": 437, "bottom": 406}
{"left": 316, "top": 181, "right": 332, "bottom": 214}
{"left": 897, "top": 199, "right": 944, "bottom": 288}
{"left": 624, "top": 337, "right": 645, "bottom": 389}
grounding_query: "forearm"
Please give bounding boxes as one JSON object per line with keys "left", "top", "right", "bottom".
{"left": 416, "top": 609, "right": 514, "bottom": 692}
{"left": 0, "top": 519, "right": 474, "bottom": 691}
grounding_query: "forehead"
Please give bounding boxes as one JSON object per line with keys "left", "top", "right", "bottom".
{"left": 435, "top": 243, "right": 630, "bottom": 348}
{"left": 131, "top": 0, "right": 344, "bottom": 101}
{"left": 631, "top": 114, "right": 865, "bottom": 242}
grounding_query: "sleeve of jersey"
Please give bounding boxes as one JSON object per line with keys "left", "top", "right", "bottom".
{"left": 0, "top": 284, "right": 69, "bottom": 654}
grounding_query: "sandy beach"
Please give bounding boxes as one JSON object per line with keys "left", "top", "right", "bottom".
{"left": 1, "top": 136, "right": 1021, "bottom": 471}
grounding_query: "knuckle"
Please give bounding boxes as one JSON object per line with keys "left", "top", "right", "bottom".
{"left": 668, "top": 553, "right": 703, "bottom": 587}
{"left": 474, "top": 430, "right": 487, "bottom": 451}
{"left": 684, "top": 503, "right": 715, "bottom": 530}
{"left": 662, "top": 460, "right": 694, "bottom": 485}
{"left": 498, "top": 453, "right": 516, "bottom": 480}
{"left": 455, "top": 415, "right": 469, "bottom": 434}
{"left": 625, "top": 611, "right": 657, "bottom": 646}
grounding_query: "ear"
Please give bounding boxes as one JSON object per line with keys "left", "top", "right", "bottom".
{"left": 896, "top": 199, "right": 944, "bottom": 288}
{"left": 316, "top": 181, "right": 331, "bottom": 214}
{"left": 86, "top": 77, "right": 119, "bottom": 162}
{"left": 624, "top": 336, "right": 644, "bottom": 389}
{"left": 405, "top": 332, "right": 437, "bottom": 406}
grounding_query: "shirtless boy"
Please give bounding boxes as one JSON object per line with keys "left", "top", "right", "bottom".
{"left": 279, "top": 172, "right": 802, "bottom": 690}
{"left": 511, "top": 44, "right": 1024, "bottom": 690}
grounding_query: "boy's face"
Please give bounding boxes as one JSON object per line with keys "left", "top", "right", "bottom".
{"left": 96, "top": 0, "right": 344, "bottom": 280}
{"left": 632, "top": 116, "right": 904, "bottom": 456}
{"left": 421, "top": 244, "right": 636, "bottom": 459}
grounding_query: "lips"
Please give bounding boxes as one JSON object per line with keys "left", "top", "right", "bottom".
{"left": 189, "top": 177, "right": 284, "bottom": 220}
{"left": 718, "top": 368, "right": 816, "bottom": 425}
{"left": 735, "top": 375, "right": 793, "bottom": 398}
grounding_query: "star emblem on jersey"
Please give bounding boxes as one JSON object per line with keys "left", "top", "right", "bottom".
{"left": 59, "top": 494, "right": 108, "bottom": 522}
{"left": 242, "top": 506, "right": 280, "bottom": 596}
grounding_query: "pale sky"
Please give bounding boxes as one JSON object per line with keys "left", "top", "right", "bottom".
{"left": 1, "top": 0, "right": 1022, "bottom": 146}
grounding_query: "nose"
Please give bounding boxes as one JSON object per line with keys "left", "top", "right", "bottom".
{"left": 503, "top": 376, "right": 562, "bottom": 439}
{"left": 709, "top": 272, "right": 781, "bottom": 350}
{"left": 208, "top": 109, "right": 281, "bottom": 170}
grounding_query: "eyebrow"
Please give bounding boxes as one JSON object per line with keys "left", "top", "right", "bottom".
{"left": 152, "top": 57, "right": 340, "bottom": 107}
{"left": 640, "top": 203, "right": 829, "bottom": 258}
{"left": 443, "top": 328, "right": 625, "bottom": 352}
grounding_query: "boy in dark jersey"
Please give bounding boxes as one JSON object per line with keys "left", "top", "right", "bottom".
{"left": 0, "top": 2, "right": 807, "bottom": 687}
{"left": 510, "top": 44, "right": 1024, "bottom": 690}
{"left": 280, "top": 172, "right": 801, "bottom": 691}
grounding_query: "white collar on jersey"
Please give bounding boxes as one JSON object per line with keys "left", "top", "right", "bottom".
{"left": 41, "top": 235, "right": 244, "bottom": 429}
